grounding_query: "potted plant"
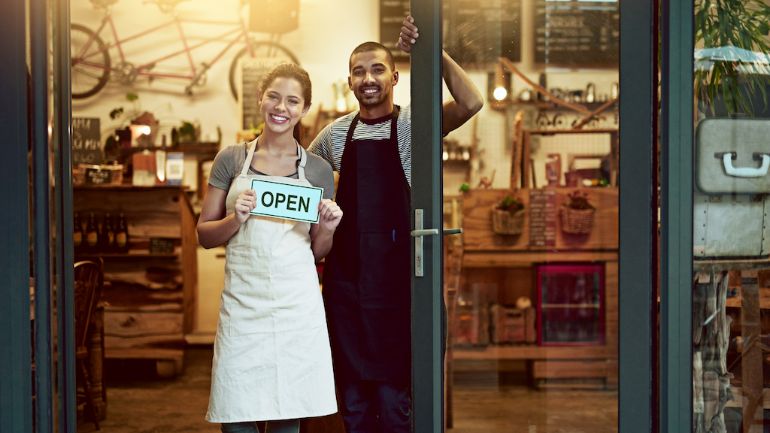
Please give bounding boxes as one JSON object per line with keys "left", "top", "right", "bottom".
{"left": 492, "top": 194, "right": 525, "bottom": 235}
{"left": 694, "top": 0, "right": 770, "bottom": 116}
{"left": 560, "top": 190, "right": 596, "bottom": 235}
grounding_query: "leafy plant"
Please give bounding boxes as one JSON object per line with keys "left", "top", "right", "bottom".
{"left": 694, "top": 0, "right": 770, "bottom": 115}
{"left": 496, "top": 195, "right": 524, "bottom": 213}
{"left": 564, "top": 191, "right": 595, "bottom": 210}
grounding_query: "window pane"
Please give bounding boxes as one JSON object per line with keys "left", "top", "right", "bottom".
{"left": 691, "top": 0, "right": 770, "bottom": 431}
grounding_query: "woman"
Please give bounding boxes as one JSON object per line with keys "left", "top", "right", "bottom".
{"left": 197, "top": 63, "right": 341, "bottom": 433}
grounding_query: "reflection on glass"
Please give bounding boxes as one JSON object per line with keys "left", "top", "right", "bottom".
{"left": 692, "top": 0, "right": 770, "bottom": 432}
{"left": 445, "top": 0, "right": 618, "bottom": 430}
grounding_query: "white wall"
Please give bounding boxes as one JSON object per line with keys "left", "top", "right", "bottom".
{"left": 71, "top": 0, "right": 618, "bottom": 191}
{"left": 71, "top": 0, "right": 398, "bottom": 146}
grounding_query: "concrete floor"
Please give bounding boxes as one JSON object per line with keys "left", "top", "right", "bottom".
{"left": 77, "top": 347, "right": 618, "bottom": 433}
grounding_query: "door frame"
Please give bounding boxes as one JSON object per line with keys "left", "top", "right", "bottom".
{"left": 660, "top": 0, "right": 694, "bottom": 430}
{"left": 0, "top": 0, "right": 33, "bottom": 430}
{"left": 410, "top": 1, "right": 445, "bottom": 432}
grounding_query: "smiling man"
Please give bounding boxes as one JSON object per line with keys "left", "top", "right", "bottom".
{"left": 308, "top": 16, "right": 483, "bottom": 433}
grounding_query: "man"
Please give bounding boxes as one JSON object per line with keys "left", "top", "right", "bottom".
{"left": 308, "top": 16, "right": 483, "bottom": 433}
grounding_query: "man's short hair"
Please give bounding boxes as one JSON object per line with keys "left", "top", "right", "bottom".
{"left": 349, "top": 42, "right": 395, "bottom": 71}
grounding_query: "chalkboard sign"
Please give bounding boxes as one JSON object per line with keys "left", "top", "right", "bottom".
{"left": 529, "top": 189, "right": 557, "bottom": 248}
{"left": 241, "top": 58, "right": 286, "bottom": 130}
{"left": 535, "top": 0, "right": 619, "bottom": 67}
{"left": 73, "top": 117, "right": 102, "bottom": 165}
{"left": 379, "top": 0, "right": 411, "bottom": 64}
{"left": 378, "top": 0, "right": 521, "bottom": 69}
{"left": 444, "top": 0, "right": 522, "bottom": 68}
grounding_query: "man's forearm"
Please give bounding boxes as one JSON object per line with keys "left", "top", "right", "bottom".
{"left": 441, "top": 51, "right": 484, "bottom": 134}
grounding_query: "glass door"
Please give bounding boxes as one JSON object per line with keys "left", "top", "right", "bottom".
{"left": 407, "top": 0, "right": 658, "bottom": 431}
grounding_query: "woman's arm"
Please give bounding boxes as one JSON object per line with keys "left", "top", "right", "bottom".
{"left": 196, "top": 185, "right": 254, "bottom": 249}
{"left": 310, "top": 199, "right": 343, "bottom": 261}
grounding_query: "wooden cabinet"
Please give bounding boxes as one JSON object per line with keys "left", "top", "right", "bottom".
{"left": 74, "top": 186, "right": 197, "bottom": 377}
{"left": 455, "top": 187, "right": 618, "bottom": 388}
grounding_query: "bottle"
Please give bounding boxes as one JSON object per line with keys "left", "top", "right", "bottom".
{"left": 85, "top": 212, "right": 99, "bottom": 253}
{"left": 538, "top": 73, "right": 548, "bottom": 102}
{"left": 115, "top": 213, "right": 129, "bottom": 253}
{"left": 73, "top": 212, "right": 84, "bottom": 254}
{"left": 99, "top": 213, "right": 113, "bottom": 253}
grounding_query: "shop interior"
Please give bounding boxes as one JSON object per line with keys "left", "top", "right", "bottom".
{"left": 69, "top": 0, "right": 620, "bottom": 431}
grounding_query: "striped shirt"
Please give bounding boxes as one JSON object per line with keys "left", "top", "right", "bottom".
{"left": 308, "top": 105, "right": 413, "bottom": 186}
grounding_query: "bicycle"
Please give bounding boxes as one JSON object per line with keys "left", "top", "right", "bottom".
{"left": 71, "top": 0, "right": 298, "bottom": 100}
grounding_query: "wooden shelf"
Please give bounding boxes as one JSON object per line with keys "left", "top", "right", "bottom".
{"left": 452, "top": 344, "right": 609, "bottom": 361}
{"left": 541, "top": 303, "right": 600, "bottom": 309}
{"left": 725, "top": 295, "right": 770, "bottom": 309}
{"left": 74, "top": 184, "right": 188, "bottom": 191}
{"left": 79, "top": 249, "right": 180, "bottom": 259}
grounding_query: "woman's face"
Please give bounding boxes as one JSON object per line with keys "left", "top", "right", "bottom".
{"left": 259, "top": 77, "right": 309, "bottom": 136}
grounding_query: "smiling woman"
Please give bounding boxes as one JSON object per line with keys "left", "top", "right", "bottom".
{"left": 196, "top": 63, "right": 342, "bottom": 433}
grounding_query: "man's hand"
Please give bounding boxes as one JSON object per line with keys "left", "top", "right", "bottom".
{"left": 317, "top": 199, "right": 343, "bottom": 232}
{"left": 397, "top": 15, "right": 418, "bottom": 53}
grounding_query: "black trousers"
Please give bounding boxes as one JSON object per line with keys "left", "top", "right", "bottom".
{"left": 338, "top": 379, "right": 411, "bottom": 433}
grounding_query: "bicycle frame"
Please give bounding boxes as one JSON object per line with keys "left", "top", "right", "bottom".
{"left": 75, "top": 9, "right": 257, "bottom": 83}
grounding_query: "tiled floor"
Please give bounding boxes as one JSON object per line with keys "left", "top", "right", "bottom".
{"left": 77, "top": 347, "right": 618, "bottom": 433}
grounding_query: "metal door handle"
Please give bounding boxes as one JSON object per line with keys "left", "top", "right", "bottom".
{"left": 413, "top": 209, "right": 463, "bottom": 277}
{"left": 410, "top": 228, "right": 463, "bottom": 237}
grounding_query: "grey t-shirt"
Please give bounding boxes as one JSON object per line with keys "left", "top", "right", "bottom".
{"left": 208, "top": 142, "right": 334, "bottom": 199}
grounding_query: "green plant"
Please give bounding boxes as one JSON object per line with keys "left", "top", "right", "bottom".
{"left": 564, "top": 191, "right": 595, "bottom": 210}
{"left": 109, "top": 92, "right": 140, "bottom": 121}
{"left": 496, "top": 195, "right": 524, "bottom": 213}
{"left": 695, "top": 0, "right": 770, "bottom": 115}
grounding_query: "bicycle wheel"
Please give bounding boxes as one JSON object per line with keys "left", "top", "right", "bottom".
{"left": 71, "top": 23, "right": 111, "bottom": 99}
{"left": 228, "top": 40, "right": 299, "bottom": 101}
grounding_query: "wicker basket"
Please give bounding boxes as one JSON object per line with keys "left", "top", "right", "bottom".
{"left": 492, "top": 209, "right": 525, "bottom": 235}
{"left": 560, "top": 206, "right": 595, "bottom": 234}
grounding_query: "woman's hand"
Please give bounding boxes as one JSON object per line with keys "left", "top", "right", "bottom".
{"left": 234, "top": 189, "right": 256, "bottom": 224}
{"left": 397, "top": 15, "right": 418, "bottom": 53}
{"left": 317, "top": 199, "right": 343, "bottom": 232}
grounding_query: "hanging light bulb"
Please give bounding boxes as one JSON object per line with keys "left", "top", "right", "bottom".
{"left": 488, "top": 62, "right": 512, "bottom": 110}
{"left": 493, "top": 62, "right": 508, "bottom": 101}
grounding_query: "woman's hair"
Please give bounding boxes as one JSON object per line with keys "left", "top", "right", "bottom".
{"left": 258, "top": 63, "right": 312, "bottom": 107}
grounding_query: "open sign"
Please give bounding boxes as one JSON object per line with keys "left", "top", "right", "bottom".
{"left": 249, "top": 178, "right": 324, "bottom": 223}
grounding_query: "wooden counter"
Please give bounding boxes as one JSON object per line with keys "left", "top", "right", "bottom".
{"left": 456, "top": 188, "right": 618, "bottom": 388}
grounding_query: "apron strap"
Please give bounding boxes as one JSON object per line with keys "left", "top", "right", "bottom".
{"left": 241, "top": 139, "right": 258, "bottom": 176}
{"left": 243, "top": 137, "right": 308, "bottom": 180}
{"left": 297, "top": 142, "right": 308, "bottom": 180}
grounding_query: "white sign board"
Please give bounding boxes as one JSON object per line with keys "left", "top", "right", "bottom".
{"left": 249, "top": 178, "right": 323, "bottom": 223}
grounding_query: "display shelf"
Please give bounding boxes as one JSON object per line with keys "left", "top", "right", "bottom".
{"left": 79, "top": 248, "right": 181, "bottom": 259}
{"left": 454, "top": 188, "right": 619, "bottom": 388}
{"left": 74, "top": 186, "right": 197, "bottom": 377}
{"left": 453, "top": 344, "right": 609, "bottom": 361}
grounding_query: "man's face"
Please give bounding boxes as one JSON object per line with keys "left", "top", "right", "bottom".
{"left": 348, "top": 49, "right": 398, "bottom": 109}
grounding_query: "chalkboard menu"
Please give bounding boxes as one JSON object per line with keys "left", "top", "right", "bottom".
{"left": 444, "top": 0, "right": 521, "bottom": 68}
{"left": 535, "top": 0, "right": 619, "bottom": 67}
{"left": 378, "top": 0, "right": 521, "bottom": 68}
{"left": 73, "top": 117, "right": 102, "bottom": 165}
{"left": 379, "top": 0, "right": 411, "bottom": 64}
{"left": 529, "top": 189, "right": 557, "bottom": 248}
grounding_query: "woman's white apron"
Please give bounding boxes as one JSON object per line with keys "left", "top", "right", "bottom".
{"left": 206, "top": 140, "right": 337, "bottom": 422}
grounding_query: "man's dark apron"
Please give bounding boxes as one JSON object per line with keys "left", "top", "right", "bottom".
{"left": 323, "top": 109, "right": 411, "bottom": 385}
